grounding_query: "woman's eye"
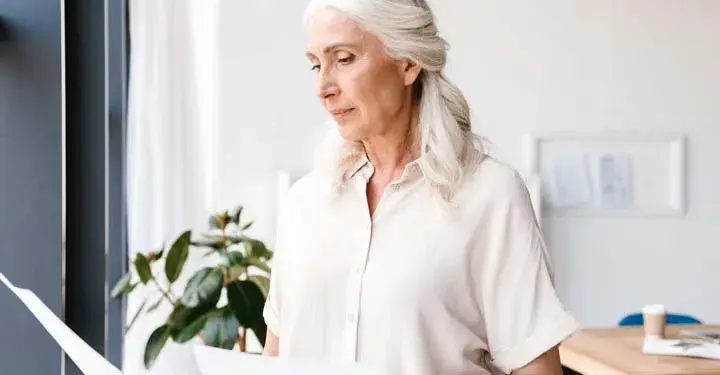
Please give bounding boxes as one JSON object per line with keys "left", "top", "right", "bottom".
{"left": 310, "top": 64, "right": 320, "bottom": 71}
{"left": 338, "top": 55, "right": 355, "bottom": 65}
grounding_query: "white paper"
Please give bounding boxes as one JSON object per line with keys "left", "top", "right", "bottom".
{"left": 549, "top": 154, "right": 592, "bottom": 207}
{"left": 643, "top": 338, "right": 720, "bottom": 360}
{"left": 599, "top": 154, "right": 633, "bottom": 208}
{"left": 2, "top": 272, "right": 376, "bottom": 375}
{"left": 193, "top": 345, "right": 374, "bottom": 375}
{"left": 680, "top": 329, "right": 720, "bottom": 344}
{"left": 0, "top": 272, "right": 124, "bottom": 375}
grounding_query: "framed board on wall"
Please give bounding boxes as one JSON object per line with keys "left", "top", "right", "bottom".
{"left": 525, "top": 131, "right": 687, "bottom": 217}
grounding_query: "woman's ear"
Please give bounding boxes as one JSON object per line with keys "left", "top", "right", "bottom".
{"left": 398, "top": 60, "right": 422, "bottom": 86}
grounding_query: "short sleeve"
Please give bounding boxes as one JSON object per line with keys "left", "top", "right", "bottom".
{"left": 263, "top": 273, "right": 281, "bottom": 336}
{"left": 262, "top": 186, "right": 295, "bottom": 336}
{"left": 263, "top": 240, "right": 283, "bottom": 336}
{"left": 477, "top": 172, "right": 579, "bottom": 373}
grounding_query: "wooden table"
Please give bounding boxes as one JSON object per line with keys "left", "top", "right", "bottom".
{"left": 560, "top": 324, "right": 720, "bottom": 374}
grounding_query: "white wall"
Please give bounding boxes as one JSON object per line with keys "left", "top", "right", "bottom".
{"left": 216, "top": 0, "right": 326, "bottom": 245}
{"left": 217, "top": 0, "right": 720, "bottom": 327}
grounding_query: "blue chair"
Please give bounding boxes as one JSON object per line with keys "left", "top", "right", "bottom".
{"left": 618, "top": 312, "right": 702, "bottom": 326}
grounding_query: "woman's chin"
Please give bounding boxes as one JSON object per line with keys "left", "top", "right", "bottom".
{"left": 336, "top": 123, "right": 364, "bottom": 142}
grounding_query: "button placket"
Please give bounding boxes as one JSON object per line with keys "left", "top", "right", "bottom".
{"left": 343, "top": 216, "right": 373, "bottom": 361}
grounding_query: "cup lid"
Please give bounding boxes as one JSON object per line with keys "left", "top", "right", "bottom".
{"left": 642, "top": 304, "right": 666, "bottom": 314}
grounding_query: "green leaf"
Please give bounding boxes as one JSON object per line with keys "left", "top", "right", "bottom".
{"left": 241, "top": 221, "right": 254, "bottom": 231}
{"left": 174, "top": 311, "right": 210, "bottom": 343}
{"left": 134, "top": 253, "right": 152, "bottom": 284}
{"left": 168, "top": 304, "right": 207, "bottom": 331}
{"left": 244, "top": 255, "right": 271, "bottom": 274}
{"left": 192, "top": 238, "right": 225, "bottom": 250}
{"left": 165, "top": 230, "right": 191, "bottom": 283}
{"left": 228, "top": 265, "right": 246, "bottom": 281}
{"left": 145, "top": 297, "right": 164, "bottom": 313}
{"left": 227, "top": 251, "right": 244, "bottom": 266}
{"left": 230, "top": 206, "right": 243, "bottom": 225}
{"left": 226, "top": 234, "right": 248, "bottom": 245}
{"left": 244, "top": 239, "right": 272, "bottom": 260}
{"left": 166, "top": 303, "right": 215, "bottom": 343}
{"left": 124, "top": 298, "right": 148, "bottom": 334}
{"left": 180, "top": 268, "right": 223, "bottom": 308}
{"left": 251, "top": 322, "right": 268, "bottom": 347}
{"left": 126, "top": 282, "right": 138, "bottom": 294}
{"left": 202, "top": 306, "right": 239, "bottom": 349}
{"left": 226, "top": 280, "right": 266, "bottom": 328}
{"left": 249, "top": 275, "right": 270, "bottom": 297}
{"left": 110, "top": 273, "right": 132, "bottom": 299}
{"left": 144, "top": 325, "right": 171, "bottom": 369}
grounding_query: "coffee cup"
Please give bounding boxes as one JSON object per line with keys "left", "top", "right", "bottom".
{"left": 642, "top": 304, "right": 667, "bottom": 340}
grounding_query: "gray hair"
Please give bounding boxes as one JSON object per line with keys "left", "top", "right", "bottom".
{"left": 305, "top": 0, "right": 484, "bottom": 205}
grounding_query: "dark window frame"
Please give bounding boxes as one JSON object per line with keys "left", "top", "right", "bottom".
{"left": 64, "top": 0, "right": 128, "bottom": 373}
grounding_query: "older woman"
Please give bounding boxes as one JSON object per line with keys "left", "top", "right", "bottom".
{"left": 262, "top": 0, "right": 579, "bottom": 374}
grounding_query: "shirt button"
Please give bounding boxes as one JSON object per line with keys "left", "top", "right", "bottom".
{"left": 347, "top": 314, "right": 356, "bottom": 323}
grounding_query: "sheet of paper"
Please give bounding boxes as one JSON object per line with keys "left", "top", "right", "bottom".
{"left": 598, "top": 154, "right": 633, "bottom": 209}
{"left": 643, "top": 338, "right": 720, "bottom": 360}
{"left": 193, "top": 345, "right": 374, "bottom": 375}
{"left": 0, "top": 273, "right": 124, "bottom": 375}
{"left": 549, "top": 154, "right": 592, "bottom": 208}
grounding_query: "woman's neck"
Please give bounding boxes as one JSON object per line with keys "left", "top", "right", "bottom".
{"left": 362, "top": 107, "right": 420, "bottom": 181}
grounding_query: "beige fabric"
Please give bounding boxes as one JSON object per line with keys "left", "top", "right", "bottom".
{"left": 263, "top": 154, "right": 579, "bottom": 375}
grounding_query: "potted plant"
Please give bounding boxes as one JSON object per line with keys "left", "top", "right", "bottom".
{"left": 111, "top": 206, "right": 273, "bottom": 369}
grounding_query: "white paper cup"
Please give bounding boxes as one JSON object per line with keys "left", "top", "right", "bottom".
{"left": 642, "top": 304, "right": 666, "bottom": 339}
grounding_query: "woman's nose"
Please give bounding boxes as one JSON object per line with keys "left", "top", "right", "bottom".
{"left": 317, "top": 73, "right": 339, "bottom": 100}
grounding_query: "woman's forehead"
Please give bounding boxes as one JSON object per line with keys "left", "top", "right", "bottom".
{"left": 305, "top": 8, "right": 367, "bottom": 52}
{"left": 306, "top": 10, "right": 390, "bottom": 61}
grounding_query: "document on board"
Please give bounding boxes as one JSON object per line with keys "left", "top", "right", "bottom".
{"left": 549, "top": 154, "right": 592, "bottom": 208}
{"left": 0, "top": 272, "right": 124, "bottom": 375}
{"left": 598, "top": 154, "right": 633, "bottom": 209}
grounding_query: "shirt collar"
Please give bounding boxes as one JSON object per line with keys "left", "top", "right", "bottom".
{"left": 343, "top": 154, "right": 372, "bottom": 183}
{"left": 343, "top": 153, "right": 425, "bottom": 185}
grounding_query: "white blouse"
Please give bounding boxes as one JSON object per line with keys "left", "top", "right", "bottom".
{"left": 263, "top": 154, "right": 579, "bottom": 375}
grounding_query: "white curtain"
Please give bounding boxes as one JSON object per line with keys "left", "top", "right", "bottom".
{"left": 125, "top": 1, "right": 219, "bottom": 374}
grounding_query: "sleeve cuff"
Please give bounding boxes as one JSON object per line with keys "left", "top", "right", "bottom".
{"left": 263, "top": 301, "right": 280, "bottom": 336}
{"left": 491, "top": 312, "right": 580, "bottom": 373}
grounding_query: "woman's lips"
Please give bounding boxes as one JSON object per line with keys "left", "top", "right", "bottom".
{"left": 330, "top": 108, "right": 355, "bottom": 117}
